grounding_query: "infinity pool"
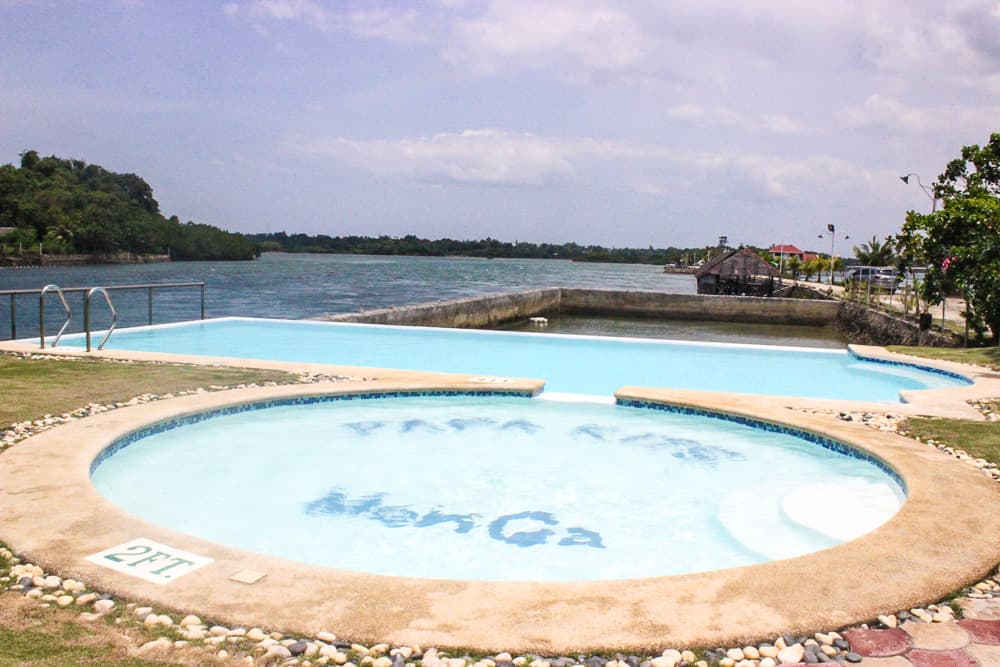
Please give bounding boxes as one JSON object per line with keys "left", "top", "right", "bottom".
{"left": 90, "top": 394, "right": 904, "bottom": 581}
{"left": 60, "top": 317, "right": 968, "bottom": 401}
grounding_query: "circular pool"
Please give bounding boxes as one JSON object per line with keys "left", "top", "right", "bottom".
{"left": 91, "top": 393, "right": 905, "bottom": 581}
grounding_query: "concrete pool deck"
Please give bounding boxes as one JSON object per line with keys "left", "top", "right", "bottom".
{"left": 1, "top": 341, "right": 999, "bottom": 653}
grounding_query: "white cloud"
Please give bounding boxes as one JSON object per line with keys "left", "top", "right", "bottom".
{"left": 223, "top": 0, "right": 329, "bottom": 30}
{"left": 289, "top": 129, "right": 578, "bottom": 186}
{"left": 285, "top": 127, "right": 878, "bottom": 204}
{"left": 443, "top": 0, "right": 647, "bottom": 80}
{"left": 667, "top": 105, "right": 812, "bottom": 136}
{"left": 839, "top": 95, "right": 1000, "bottom": 137}
{"left": 342, "top": 8, "right": 430, "bottom": 43}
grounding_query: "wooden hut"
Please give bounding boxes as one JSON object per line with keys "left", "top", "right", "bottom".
{"left": 695, "top": 248, "right": 780, "bottom": 296}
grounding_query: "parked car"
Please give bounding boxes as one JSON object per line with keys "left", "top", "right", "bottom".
{"left": 846, "top": 266, "right": 899, "bottom": 292}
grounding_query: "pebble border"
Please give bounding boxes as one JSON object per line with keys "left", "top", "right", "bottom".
{"left": 1, "top": 354, "right": 999, "bottom": 666}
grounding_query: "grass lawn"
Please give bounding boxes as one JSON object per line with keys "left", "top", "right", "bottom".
{"left": 0, "top": 353, "right": 300, "bottom": 665}
{"left": 0, "top": 353, "right": 296, "bottom": 426}
{"left": 0, "top": 597, "right": 185, "bottom": 667}
{"left": 885, "top": 345, "right": 1000, "bottom": 465}
{"left": 886, "top": 344, "right": 1000, "bottom": 372}
{"left": 903, "top": 415, "right": 1000, "bottom": 464}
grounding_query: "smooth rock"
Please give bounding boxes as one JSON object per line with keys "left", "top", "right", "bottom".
{"left": 180, "top": 614, "right": 202, "bottom": 627}
{"left": 138, "top": 637, "right": 172, "bottom": 653}
{"left": 93, "top": 599, "right": 115, "bottom": 614}
{"left": 680, "top": 652, "right": 696, "bottom": 664}
{"left": 760, "top": 659, "right": 776, "bottom": 667}
{"left": 56, "top": 595, "right": 74, "bottom": 608}
{"left": 758, "top": 646, "right": 779, "bottom": 659}
{"left": 135, "top": 606, "right": 153, "bottom": 617}
{"left": 63, "top": 579, "right": 87, "bottom": 593}
{"left": 744, "top": 646, "right": 760, "bottom": 660}
{"left": 778, "top": 645, "right": 805, "bottom": 664}
{"left": 247, "top": 627, "right": 268, "bottom": 641}
{"left": 317, "top": 631, "right": 337, "bottom": 643}
{"left": 264, "top": 645, "right": 293, "bottom": 662}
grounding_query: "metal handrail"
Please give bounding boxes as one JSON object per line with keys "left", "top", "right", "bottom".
{"left": 84, "top": 287, "right": 118, "bottom": 351}
{"left": 39, "top": 284, "right": 71, "bottom": 348}
{"left": 2, "top": 281, "right": 205, "bottom": 340}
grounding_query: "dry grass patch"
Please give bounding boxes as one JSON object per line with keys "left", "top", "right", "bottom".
{"left": 0, "top": 353, "right": 296, "bottom": 426}
{"left": 0, "top": 353, "right": 299, "bottom": 665}
{"left": 886, "top": 345, "right": 1000, "bottom": 372}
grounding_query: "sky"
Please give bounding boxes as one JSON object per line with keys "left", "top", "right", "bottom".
{"left": 1, "top": 1, "right": 999, "bottom": 252}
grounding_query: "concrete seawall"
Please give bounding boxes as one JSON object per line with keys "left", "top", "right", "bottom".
{"left": 321, "top": 288, "right": 842, "bottom": 328}
{"left": 321, "top": 288, "right": 563, "bottom": 328}
{"left": 559, "top": 289, "right": 840, "bottom": 325}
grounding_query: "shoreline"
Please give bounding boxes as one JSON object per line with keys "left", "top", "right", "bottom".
{"left": 0, "top": 252, "right": 171, "bottom": 268}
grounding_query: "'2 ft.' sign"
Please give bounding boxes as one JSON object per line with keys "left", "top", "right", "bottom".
{"left": 86, "top": 538, "right": 213, "bottom": 584}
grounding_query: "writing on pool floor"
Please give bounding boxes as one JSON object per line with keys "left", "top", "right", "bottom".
{"left": 304, "top": 489, "right": 605, "bottom": 548}
{"left": 86, "top": 538, "right": 213, "bottom": 584}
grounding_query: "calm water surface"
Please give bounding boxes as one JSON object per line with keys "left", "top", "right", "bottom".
{"left": 1, "top": 253, "right": 841, "bottom": 346}
{"left": 2, "top": 254, "right": 681, "bottom": 336}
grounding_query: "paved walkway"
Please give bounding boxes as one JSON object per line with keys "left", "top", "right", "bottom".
{"left": 842, "top": 598, "right": 1000, "bottom": 667}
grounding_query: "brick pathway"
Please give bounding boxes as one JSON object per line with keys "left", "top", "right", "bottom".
{"left": 836, "top": 600, "right": 1000, "bottom": 667}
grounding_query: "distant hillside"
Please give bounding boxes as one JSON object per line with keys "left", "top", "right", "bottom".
{"left": 0, "top": 151, "right": 257, "bottom": 261}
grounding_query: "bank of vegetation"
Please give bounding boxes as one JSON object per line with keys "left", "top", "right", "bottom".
{"left": 0, "top": 151, "right": 257, "bottom": 262}
{"left": 245, "top": 231, "right": 723, "bottom": 265}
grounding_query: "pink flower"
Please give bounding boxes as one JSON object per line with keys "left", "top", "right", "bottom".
{"left": 942, "top": 256, "right": 955, "bottom": 272}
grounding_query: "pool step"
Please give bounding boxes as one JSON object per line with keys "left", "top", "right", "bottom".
{"left": 780, "top": 480, "right": 902, "bottom": 542}
{"left": 717, "top": 486, "right": 838, "bottom": 561}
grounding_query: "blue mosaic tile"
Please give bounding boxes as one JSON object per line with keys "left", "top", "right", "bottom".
{"left": 849, "top": 349, "right": 972, "bottom": 385}
{"left": 615, "top": 398, "right": 908, "bottom": 494}
{"left": 89, "top": 389, "right": 534, "bottom": 476}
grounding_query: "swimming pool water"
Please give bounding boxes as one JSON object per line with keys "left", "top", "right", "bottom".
{"left": 60, "top": 317, "right": 968, "bottom": 401}
{"left": 90, "top": 396, "right": 904, "bottom": 581}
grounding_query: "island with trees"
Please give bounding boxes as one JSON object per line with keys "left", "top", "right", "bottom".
{"left": 0, "top": 151, "right": 258, "bottom": 264}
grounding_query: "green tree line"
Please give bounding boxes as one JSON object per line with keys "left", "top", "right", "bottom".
{"left": 0, "top": 151, "right": 257, "bottom": 261}
{"left": 246, "top": 232, "right": 720, "bottom": 265}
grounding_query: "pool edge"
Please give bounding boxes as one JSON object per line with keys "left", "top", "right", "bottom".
{"left": 2, "top": 379, "right": 999, "bottom": 653}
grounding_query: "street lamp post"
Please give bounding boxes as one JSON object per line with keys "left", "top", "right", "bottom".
{"left": 817, "top": 224, "right": 848, "bottom": 286}
{"left": 900, "top": 173, "right": 937, "bottom": 211}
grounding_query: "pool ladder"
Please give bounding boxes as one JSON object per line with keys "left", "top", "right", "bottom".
{"left": 39, "top": 284, "right": 118, "bottom": 351}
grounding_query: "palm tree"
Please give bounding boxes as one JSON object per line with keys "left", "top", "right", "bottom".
{"left": 854, "top": 235, "right": 895, "bottom": 266}
{"left": 786, "top": 255, "right": 801, "bottom": 280}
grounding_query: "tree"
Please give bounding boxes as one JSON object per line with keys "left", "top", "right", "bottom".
{"left": 895, "top": 132, "right": 1000, "bottom": 342}
{"left": 786, "top": 255, "right": 801, "bottom": 280}
{"left": 854, "top": 235, "right": 895, "bottom": 266}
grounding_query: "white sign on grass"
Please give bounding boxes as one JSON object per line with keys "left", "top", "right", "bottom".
{"left": 86, "top": 538, "right": 213, "bottom": 584}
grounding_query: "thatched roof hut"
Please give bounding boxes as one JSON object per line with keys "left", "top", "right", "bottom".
{"left": 695, "top": 248, "right": 780, "bottom": 295}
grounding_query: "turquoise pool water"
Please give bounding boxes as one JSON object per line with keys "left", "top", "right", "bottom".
{"left": 90, "top": 395, "right": 904, "bottom": 581}
{"left": 59, "top": 317, "right": 967, "bottom": 401}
